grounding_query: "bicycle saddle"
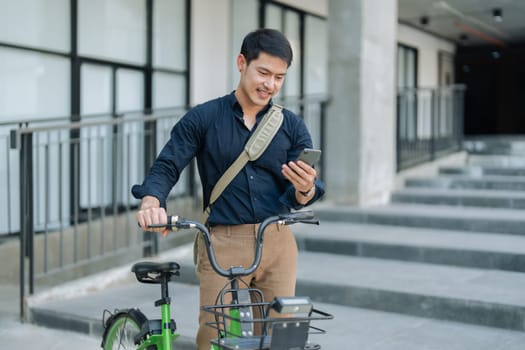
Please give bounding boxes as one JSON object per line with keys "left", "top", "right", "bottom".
{"left": 132, "top": 261, "right": 180, "bottom": 284}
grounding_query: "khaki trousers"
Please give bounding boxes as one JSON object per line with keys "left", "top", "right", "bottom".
{"left": 195, "top": 223, "right": 297, "bottom": 350}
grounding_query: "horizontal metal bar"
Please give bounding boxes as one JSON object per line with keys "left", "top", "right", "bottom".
{"left": 9, "top": 109, "right": 187, "bottom": 149}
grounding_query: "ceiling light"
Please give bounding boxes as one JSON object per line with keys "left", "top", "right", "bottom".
{"left": 492, "top": 8, "right": 502, "bottom": 22}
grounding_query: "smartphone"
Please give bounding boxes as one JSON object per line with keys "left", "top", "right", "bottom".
{"left": 296, "top": 148, "right": 322, "bottom": 166}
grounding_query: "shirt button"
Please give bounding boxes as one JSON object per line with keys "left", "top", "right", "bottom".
{"left": 250, "top": 176, "right": 254, "bottom": 180}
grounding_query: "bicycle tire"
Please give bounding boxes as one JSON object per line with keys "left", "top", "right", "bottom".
{"left": 102, "top": 309, "right": 148, "bottom": 350}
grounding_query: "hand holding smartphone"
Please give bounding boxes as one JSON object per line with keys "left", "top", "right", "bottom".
{"left": 296, "top": 148, "right": 322, "bottom": 166}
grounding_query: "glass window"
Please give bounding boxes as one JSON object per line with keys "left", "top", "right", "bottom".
{"left": 283, "top": 11, "right": 301, "bottom": 97}
{"left": 304, "top": 16, "right": 327, "bottom": 95}
{"left": 0, "top": 0, "right": 70, "bottom": 52}
{"left": 117, "top": 69, "right": 144, "bottom": 113}
{"left": 397, "top": 44, "right": 417, "bottom": 88}
{"left": 78, "top": 0, "right": 146, "bottom": 64}
{"left": 81, "top": 64, "right": 112, "bottom": 116}
{"left": 153, "top": 72, "right": 186, "bottom": 109}
{"left": 0, "top": 47, "right": 70, "bottom": 120}
{"left": 231, "top": 0, "right": 258, "bottom": 90}
{"left": 397, "top": 44, "right": 418, "bottom": 140}
{"left": 153, "top": 0, "right": 187, "bottom": 70}
{"left": 265, "top": 4, "right": 282, "bottom": 31}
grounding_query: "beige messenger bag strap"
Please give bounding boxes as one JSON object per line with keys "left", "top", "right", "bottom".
{"left": 202, "top": 103, "right": 284, "bottom": 224}
{"left": 194, "top": 104, "right": 284, "bottom": 268}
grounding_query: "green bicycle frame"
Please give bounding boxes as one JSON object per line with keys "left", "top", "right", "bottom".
{"left": 139, "top": 303, "right": 179, "bottom": 350}
{"left": 210, "top": 307, "right": 241, "bottom": 350}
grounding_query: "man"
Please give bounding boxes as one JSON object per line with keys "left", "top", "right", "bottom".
{"left": 132, "top": 28, "right": 324, "bottom": 349}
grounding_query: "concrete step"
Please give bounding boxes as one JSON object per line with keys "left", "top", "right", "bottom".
{"left": 464, "top": 137, "right": 525, "bottom": 156}
{"left": 467, "top": 154, "right": 525, "bottom": 167}
{"left": 405, "top": 174, "right": 525, "bottom": 191}
{"left": 439, "top": 166, "right": 525, "bottom": 177}
{"left": 314, "top": 203, "right": 525, "bottom": 235}
{"left": 390, "top": 187, "right": 525, "bottom": 209}
{"left": 294, "top": 252, "right": 525, "bottom": 332}
{"left": 294, "top": 222, "right": 525, "bottom": 272}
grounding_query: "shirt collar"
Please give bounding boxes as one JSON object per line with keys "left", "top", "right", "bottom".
{"left": 228, "top": 91, "right": 273, "bottom": 118}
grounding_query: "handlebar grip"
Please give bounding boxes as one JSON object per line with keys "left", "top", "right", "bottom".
{"left": 165, "top": 215, "right": 181, "bottom": 230}
{"left": 142, "top": 215, "right": 180, "bottom": 230}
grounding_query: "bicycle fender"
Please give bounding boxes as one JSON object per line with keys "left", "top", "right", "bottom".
{"left": 101, "top": 308, "right": 148, "bottom": 348}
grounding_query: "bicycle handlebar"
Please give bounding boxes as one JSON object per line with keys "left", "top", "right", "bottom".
{"left": 146, "top": 211, "right": 319, "bottom": 279}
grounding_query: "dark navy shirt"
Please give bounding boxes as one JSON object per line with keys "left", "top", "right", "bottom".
{"left": 132, "top": 92, "right": 324, "bottom": 225}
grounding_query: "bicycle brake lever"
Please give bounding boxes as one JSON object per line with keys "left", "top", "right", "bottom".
{"left": 299, "top": 219, "right": 320, "bottom": 225}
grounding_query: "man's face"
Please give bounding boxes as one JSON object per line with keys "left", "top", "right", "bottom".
{"left": 237, "top": 52, "right": 288, "bottom": 109}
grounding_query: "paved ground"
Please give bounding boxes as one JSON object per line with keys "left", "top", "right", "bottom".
{"left": 0, "top": 285, "right": 100, "bottom": 350}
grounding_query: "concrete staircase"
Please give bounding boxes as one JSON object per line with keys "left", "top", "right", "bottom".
{"left": 303, "top": 139, "right": 525, "bottom": 334}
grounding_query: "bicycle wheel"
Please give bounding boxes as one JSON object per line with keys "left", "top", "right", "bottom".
{"left": 102, "top": 309, "right": 148, "bottom": 350}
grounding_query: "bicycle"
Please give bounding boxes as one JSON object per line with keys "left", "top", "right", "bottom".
{"left": 101, "top": 210, "right": 333, "bottom": 350}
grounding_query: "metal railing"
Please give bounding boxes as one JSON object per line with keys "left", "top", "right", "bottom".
{"left": 396, "top": 84, "right": 466, "bottom": 171}
{"left": 9, "top": 108, "right": 197, "bottom": 319}
{"left": 3, "top": 95, "right": 329, "bottom": 319}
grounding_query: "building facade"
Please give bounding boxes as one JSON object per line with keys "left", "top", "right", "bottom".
{"left": 0, "top": 0, "right": 456, "bottom": 235}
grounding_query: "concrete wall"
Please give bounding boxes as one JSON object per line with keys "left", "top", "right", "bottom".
{"left": 325, "top": 0, "right": 397, "bottom": 205}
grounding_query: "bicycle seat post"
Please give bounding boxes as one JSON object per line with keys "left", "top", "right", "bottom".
{"left": 156, "top": 273, "right": 171, "bottom": 306}
{"left": 156, "top": 273, "right": 174, "bottom": 350}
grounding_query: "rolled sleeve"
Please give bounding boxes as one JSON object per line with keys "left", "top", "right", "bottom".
{"left": 131, "top": 184, "right": 167, "bottom": 209}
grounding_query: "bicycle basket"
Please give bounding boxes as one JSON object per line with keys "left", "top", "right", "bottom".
{"left": 202, "top": 296, "right": 332, "bottom": 350}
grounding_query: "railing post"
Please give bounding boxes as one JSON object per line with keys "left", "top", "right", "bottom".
{"left": 18, "top": 131, "right": 35, "bottom": 320}
{"left": 396, "top": 93, "right": 401, "bottom": 171}
{"left": 319, "top": 100, "right": 327, "bottom": 181}
{"left": 456, "top": 87, "right": 465, "bottom": 151}
{"left": 143, "top": 112, "right": 158, "bottom": 257}
{"left": 430, "top": 88, "right": 437, "bottom": 161}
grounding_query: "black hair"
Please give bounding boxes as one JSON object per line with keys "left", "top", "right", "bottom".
{"left": 240, "top": 28, "right": 293, "bottom": 67}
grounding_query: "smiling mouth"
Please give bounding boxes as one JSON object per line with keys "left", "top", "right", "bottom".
{"left": 257, "top": 88, "right": 272, "bottom": 99}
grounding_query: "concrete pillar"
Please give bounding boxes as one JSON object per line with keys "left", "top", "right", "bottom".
{"left": 324, "top": 0, "right": 397, "bottom": 205}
